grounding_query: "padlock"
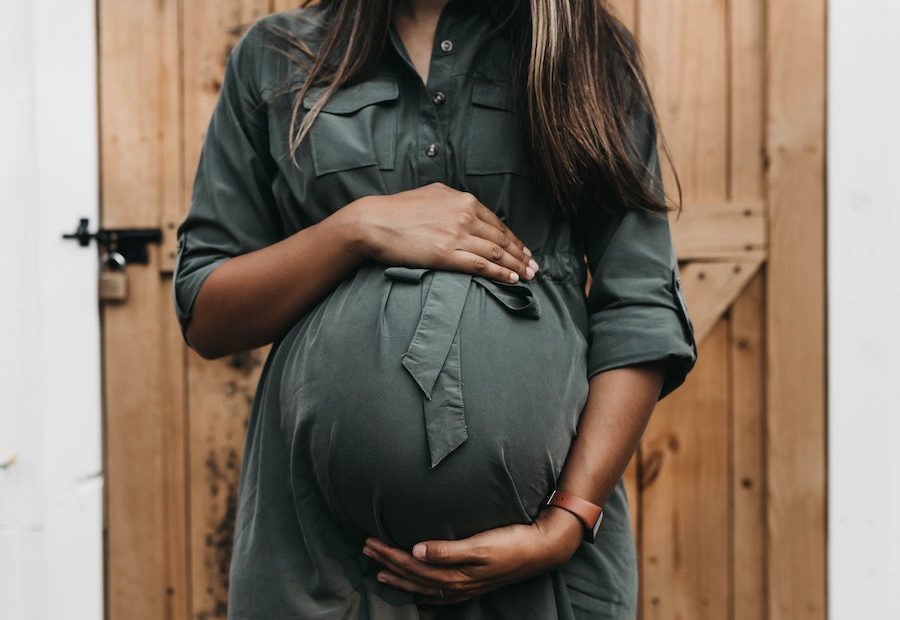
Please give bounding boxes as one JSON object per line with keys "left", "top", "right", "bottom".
{"left": 99, "top": 250, "right": 129, "bottom": 302}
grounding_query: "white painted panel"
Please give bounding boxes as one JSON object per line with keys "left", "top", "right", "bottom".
{"left": 0, "top": 0, "right": 102, "bottom": 618}
{"left": 828, "top": 1, "right": 900, "bottom": 618}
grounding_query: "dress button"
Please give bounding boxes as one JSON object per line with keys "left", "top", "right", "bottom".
{"left": 432, "top": 91, "right": 446, "bottom": 106}
{"left": 425, "top": 143, "right": 439, "bottom": 157}
{"left": 440, "top": 39, "right": 454, "bottom": 53}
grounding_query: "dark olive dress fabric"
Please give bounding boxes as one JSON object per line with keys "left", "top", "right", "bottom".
{"left": 172, "top": 3, "right": 698, "bottom": 618}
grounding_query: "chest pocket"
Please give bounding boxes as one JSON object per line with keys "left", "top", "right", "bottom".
{"left": 302, "top": 77, "right": 400, "bottom": 177}
{"left": 464, "top": 80, "right": 533, "bottom": 177}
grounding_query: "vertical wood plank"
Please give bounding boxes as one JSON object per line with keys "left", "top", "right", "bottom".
{"left": 638, "top": 0, "right": 729, "bottom": 204}
{"left": 730, "top": 272, "right": 767, "bottom": 620}
{"left": 729, "top": 0, "right": 766, "bottom": 202}
{"left": 271, "top": 0, "right": 302, "bottom": 12}
{"left": 608, "top": 0, "right": 637, "bottom": 32}
{"left": 640, "top": 318, "right": 731, "bottom": 620}
{"left": 162, "top": 277, "right": 193, "bottom": 620}
{"left": 185, "top": 349, "right": 270, "bottom": 619}
{"left": 728, "top": 1, "right": 767, "bottom": 616}
{"left": 637, "top": 2, "right": 731, "bottom": 618}
{"left": 180, "top": 2, "right": 273, "bottom": 617}
{"left": 765, "top": 0, "right": 827, "bottom": 617}
{"left": 99, "top": 0, "right": 191, "bottom": 619}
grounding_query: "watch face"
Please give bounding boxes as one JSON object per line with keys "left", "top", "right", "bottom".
{"left": 584, "top": 510, "right": 603, "bottom": 543}
{"left": 591, "top": 515, "right": 603, "bottom": 539}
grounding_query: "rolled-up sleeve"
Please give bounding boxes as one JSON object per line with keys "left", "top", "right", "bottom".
{"left": 583, "top": 98, "right": 698, "bottom": 400}
{"left": 172, "top": 22, "right": 284, "bottom": 347}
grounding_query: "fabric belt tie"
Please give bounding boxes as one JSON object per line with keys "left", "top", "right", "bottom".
{"left": 383, "top": 267, "right": 542, "bottom": 468}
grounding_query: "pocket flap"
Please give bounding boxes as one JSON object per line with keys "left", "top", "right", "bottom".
{"left": 471, "top": 80, "right": 515, "bottom": 111}
{"left": 302, "top": 77, "right": 399, "bottom": 113}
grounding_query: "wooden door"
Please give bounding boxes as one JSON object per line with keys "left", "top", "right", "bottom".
{"left": 606, "top": 1, "right": 827, "bottom": 618}
{"left": 99, "top": 1, "right": 826, "bottom": 618}
{"left": 99, "top": 2, "right": 296, "bottom": 618}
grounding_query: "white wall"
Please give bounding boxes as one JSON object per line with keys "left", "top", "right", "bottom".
{"left": 828, "top": 1, "right": 900, "bottom": 618}
{"left": 0, "top": 1, "right": 103, "bottom": 618}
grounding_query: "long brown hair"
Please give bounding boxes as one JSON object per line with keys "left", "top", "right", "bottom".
{"left": 265, "top": 0, "right": 681, "bottom": 218}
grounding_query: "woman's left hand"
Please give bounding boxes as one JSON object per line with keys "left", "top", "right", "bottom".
{"left": 361, "top": 506, "right": 584, "bottom": 606}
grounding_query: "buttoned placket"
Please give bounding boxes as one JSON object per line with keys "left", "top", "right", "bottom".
{"left": 388, "top": 10, "right": 461, "bottom": 187}
{"left": 386, "top": 9, "right": 518, "bottom": 467}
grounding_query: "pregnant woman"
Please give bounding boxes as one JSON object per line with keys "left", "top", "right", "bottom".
{"left": 173, "top": 0, "right": 698, "bottom": 617}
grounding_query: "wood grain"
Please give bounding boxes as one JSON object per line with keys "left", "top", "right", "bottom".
{"left": 637, "top": 2, "right": 727, "bottom": 618}
{"left": 99, "top": 0, "right": 190, "bottom": 618}
{"left": 680, "top": 259, "right": 763, "bottom": 346}
{"left": 639, "top": 0, "right": 729, "bottom": 205}
{"left": 185, "top": 348, "right": 270, "bottom": 619}
{"left": 765, "top": 0, "right": 828, "bottom": 617}
{"left": 731, "top": 271, "right": 767, "bottom": 620}
{"left": 730, "top": 0, "right": 766, "bottom": 202}
{"left": 670, "top": 201, "right": 767, "bottom": 260}
{"left": 640, "top": 318, "right": 731, "bottom": 620}
{"left": 728, "top": 3, "right": 768, "bottom": 617}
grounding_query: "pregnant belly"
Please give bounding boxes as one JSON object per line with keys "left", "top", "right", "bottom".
{"left": 279, "top": 259, "right": 590, "bottom": 550}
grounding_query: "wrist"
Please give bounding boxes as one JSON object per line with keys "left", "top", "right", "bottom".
{"left": 336, "top": 195, "right": 379, "bottom": 260}
{"left": 534, "top": 504, "right": 584, "bottom": 566}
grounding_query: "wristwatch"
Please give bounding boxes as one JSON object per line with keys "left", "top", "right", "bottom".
{"left": 543, "top": 489, "right": 604, "bottom": 543}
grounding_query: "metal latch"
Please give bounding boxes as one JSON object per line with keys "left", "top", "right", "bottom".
{"left": 62, "top": 217, "right": 162, "bottom": 263}
{"left": 62, "top": 217, "right": 162, "bottom": 302}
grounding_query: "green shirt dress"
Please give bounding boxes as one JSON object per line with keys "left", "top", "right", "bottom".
{"left": 173, "top": 2, "right": 698, "bottom": 618}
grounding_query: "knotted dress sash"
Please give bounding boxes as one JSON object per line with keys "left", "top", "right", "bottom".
{"left": 382, "top": 266, "right": 542, "bottom": 468}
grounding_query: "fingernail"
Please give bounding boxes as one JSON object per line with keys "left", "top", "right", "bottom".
{"left": 525, "top": 266, "right": 535, "bottom": 279}
{"left": 412, "top": 543, "right": 427, "bottom": 559}
{"left": 362, "top": 546, "right": 375, "bottom": 558}
{"left": 508, "top": 271, "right": 519, "bottom": 283}
{"left": 523, "top": 246, "right": 532, "bottom": 257}
{"left": 528, "top": 258, "right": 540, "bottom": 272}
{"left": 377, "top": 573, "right": 389, "bottom": 584}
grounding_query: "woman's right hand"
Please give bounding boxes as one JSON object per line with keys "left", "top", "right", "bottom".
{"left": 347, "top": 182, "right": 540, "bottom": 283}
